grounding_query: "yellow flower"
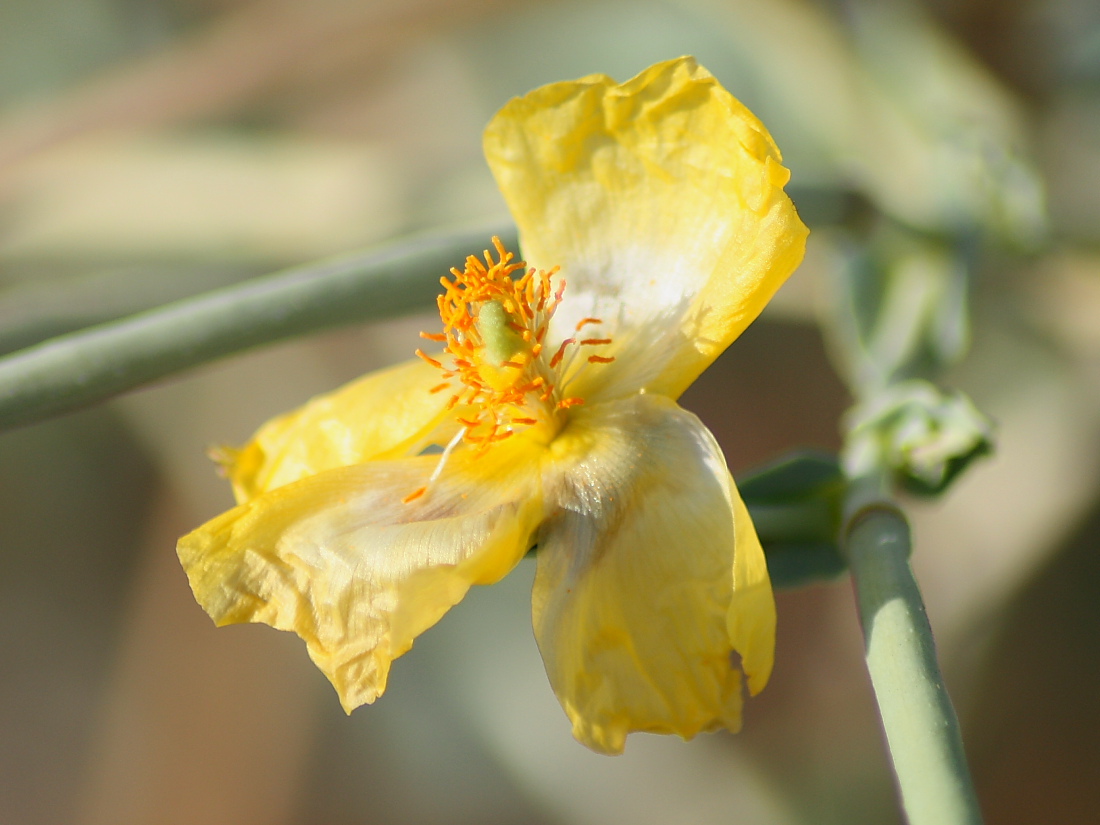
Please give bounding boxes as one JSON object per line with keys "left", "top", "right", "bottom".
{"left": 177, "top": 57, "right": 807, "bottom": 755}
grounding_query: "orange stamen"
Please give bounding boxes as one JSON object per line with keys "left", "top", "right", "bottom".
{"left": 588, "top": 355, "right": 616, "bottom": 364}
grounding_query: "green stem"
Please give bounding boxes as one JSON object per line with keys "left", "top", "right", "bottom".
{"left": 843, "top": 475, "right": 983, "bottom": 824}
{"left": 0, "top": 223, "right": 515, "bottom": 431}
{"left": 0, "top": 262, "right": 261, "bottom": 356}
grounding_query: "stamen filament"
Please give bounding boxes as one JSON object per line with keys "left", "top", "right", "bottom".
{"left": 403, "top": 427, "right": 468, "bottom": 503}
{"left": 428, "top": 428, "right": 466, "bottom": 484}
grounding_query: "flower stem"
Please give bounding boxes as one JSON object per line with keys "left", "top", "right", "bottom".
{"left": 843, "top": 474, "right": 983, "bottom": 824}
{"left": 0, "top": 223, "right": 515, "bottom": 432}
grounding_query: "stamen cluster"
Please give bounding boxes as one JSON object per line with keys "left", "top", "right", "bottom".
{"left": 414, "top": 237, "right": 613, "bottom": 449}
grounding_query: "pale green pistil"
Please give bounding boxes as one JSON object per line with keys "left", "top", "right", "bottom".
{"left": 476, "top": 299, "right": 526, "bottom": 367}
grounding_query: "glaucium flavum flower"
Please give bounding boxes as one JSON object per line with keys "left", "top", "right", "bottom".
{"left": 177, "top": 57, "right": 807, "bottom": 755}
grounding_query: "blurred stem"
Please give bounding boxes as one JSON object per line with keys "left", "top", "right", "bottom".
{"left": 0, "top": 223, "right": 515, "bottom": 431}
{"left": 0, "top": 263, "right": 262, "bottom": 356}
{"left": 843, "top": 473, "right": 983, "bottom": 825}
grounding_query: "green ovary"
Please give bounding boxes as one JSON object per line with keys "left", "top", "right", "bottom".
{"left": 476, "top": 300, "right": 526, "bottom": 367}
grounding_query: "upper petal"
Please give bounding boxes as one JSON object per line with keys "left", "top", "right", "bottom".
{"left": 532, "top": 394, "right": 776, "bottom": 754}
{"left": 484, "top": 56, "right": 808, "bottom": 402}
{"left": 179, "top": 432, "right": 545, "bottom": 711}
{"left": 225, "top": 356, "right": 455, "bottom": 503}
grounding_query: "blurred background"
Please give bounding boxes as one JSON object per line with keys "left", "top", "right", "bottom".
{"left": 1, "top": 0, "right": 1098, "bottom": 822}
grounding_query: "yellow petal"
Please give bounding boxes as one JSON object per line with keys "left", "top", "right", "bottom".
{"left": 179, "top": 432, "right": 545, "bottom": 711}
{"left": 484, "top": 56, "right": 808, "bottom": 402}
{"left": 728, "top": 477, "right": 776, "bottom": 695}
{"left": 532, "top": 394, "right": 775, "bottom": 754}
{"left": 225, "top": 356, "right": 454, "bottom": 503}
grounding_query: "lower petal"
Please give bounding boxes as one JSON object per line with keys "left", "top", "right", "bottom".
{"left": 729, "top": 481, "right": 776, "bottom": 695}
{"left": 226, "top": 356, "right": 455, "bottom": 503}
{"left": 532, "top": 394, "right": 775, "bottom": 754}
{"left": 179, "top": 433, "right": 545, "bottom": 711}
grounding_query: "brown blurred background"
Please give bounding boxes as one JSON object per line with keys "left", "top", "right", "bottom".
{"left": 1, "top": 0, "right": 1098, "bottom": 823}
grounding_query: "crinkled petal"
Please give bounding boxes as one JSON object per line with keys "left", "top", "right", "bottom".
{"left": 179, "top": 433, "right": 545, "bottom": 711}
{"left": 484, "top": 56, "right": 807, "bottom": 402}
{"left": 532, "top": 393, "right": 775, "bottom": 754}
{"left": 225, "top": 356, "right": 455, "bottom": 503}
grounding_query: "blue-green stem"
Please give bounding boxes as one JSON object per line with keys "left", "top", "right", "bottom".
{"left": 0, "top": 223, "right": 515, "bottom": 431}
{"left": 843, "top": 474, "right": 983, "bottom": 824}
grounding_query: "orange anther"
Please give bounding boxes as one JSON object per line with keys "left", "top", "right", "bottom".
{"left": 420, "top": 331, "right": 447, "bottom": 342}
{"left": 575, "top": 317, "right": 602, "bottom": 331}
{"left": 415, "top": 349, "right": 443, "bottom": 369}
{"left": 557, "top": 397, "right": 585, "bottom": 409}
{"left": 580, "top": 338, "right": 612, "bottom": 346}
{"left": 588, "top": 355, "right": 616, "bottom": 364}
{"left": 403, "top": 486, "right": 428, "bottom": 504}
{"left": 549, "top": 338, "right": 575, "bottom": 368}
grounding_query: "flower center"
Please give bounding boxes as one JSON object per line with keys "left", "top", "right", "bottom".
{"left": 403, "top": 238, "right": 614, "bottom": 504}
{"left": 414, "top": 236, "right": 614, "bottom": 446}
